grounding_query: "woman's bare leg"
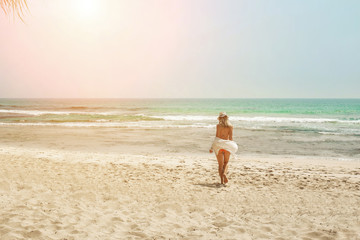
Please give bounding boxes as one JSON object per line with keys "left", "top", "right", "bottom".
{"left": 216, "top": 152, "right": 225, "bottom": 184}
{"left": 223, "top": 151, "right": 230, "bottom": 184}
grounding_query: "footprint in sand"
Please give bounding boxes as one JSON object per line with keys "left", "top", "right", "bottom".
{"left": 213, "top": 221, "right": 229, "bottom": 228}
{"left": 129, "top": 223, "right": 139, "bottom": 230}
{"left": 111, "top": 217, "right": 124, "bottom": 222}
{"left": 305, "top": 231, "right": 323, "bottom": 238}
{"left": 261, "top": 226, "right": 272, "bottom": 232}
{"left": 24, "top": 230, "right": 42, "bottom": 238}
{"left": 155, "top": 212, "right": 167, "bottom": 219}
{"left": 212, "top": 216, "right": 230, "bottom": 228}
{"left": 129, "top": 231, "right": 148, "bottom": 238}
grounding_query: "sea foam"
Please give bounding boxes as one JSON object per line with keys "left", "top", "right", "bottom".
{"left": 0, "top": 109, "right": 117, "bottom": 116}
{"left": 153, "top": 115, "right": 360, "bottom": 124}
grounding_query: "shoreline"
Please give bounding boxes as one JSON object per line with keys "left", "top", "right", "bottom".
{"left": 0, "top": 125, "right": 359, "bottom": 161}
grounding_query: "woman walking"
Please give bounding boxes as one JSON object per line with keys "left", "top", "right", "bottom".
{"left": 209, "top": 112, "right": 238, "bottom": 185}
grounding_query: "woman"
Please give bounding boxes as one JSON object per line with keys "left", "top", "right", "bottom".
{"left": 209, "top": 112, "right": 238, "bottom": 185}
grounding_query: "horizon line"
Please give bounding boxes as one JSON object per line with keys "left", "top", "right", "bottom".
{"left": 0, "top": 97, "right": 360, "bottom": 100}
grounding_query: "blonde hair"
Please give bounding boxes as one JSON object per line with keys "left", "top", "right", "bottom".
{"left": 218, "top": 114, "right": 232, "bottom": 128}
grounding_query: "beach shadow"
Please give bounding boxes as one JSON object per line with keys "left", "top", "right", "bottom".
{"left": 194, "top": 183, "right": 224, "bottom": 189}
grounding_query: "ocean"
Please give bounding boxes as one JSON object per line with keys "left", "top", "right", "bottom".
{"left": 1, "top": 98, "right": 359, "bottom": 160}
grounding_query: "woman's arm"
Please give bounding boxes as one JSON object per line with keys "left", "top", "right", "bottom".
{"left": 215, "top": 124, "right": 220, "bottom": 138}
{"left": 210, "top": 125, "right": 219, "bottom": 153}
{"left": 229, "top": 126, "right": 233, "bottom": 141}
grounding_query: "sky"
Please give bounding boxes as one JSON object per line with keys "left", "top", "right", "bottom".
{"left": 0, "top": 0, "right": 359, "bottom": 98}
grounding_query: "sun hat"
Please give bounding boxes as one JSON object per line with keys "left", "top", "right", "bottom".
{"left": 218, "top": 112, "right": 227, "bottom": 118}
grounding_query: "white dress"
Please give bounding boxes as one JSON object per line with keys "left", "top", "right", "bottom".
{"left": 211, "top": 137, "right": 238, "bottom": 155}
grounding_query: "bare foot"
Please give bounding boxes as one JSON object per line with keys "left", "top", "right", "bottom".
{"left": 224, "top": 174, "right": 228, "bottom": 184}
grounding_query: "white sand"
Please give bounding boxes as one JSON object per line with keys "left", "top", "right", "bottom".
{"left": 1, "top": 143, "right": 360, "bottom": 240}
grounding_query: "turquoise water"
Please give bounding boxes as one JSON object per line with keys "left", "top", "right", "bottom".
{"left": 144, "top": 98, "right": 360, "bottom": 117}
{"left": 0, "top": 98, "right": 359, "bottom": 123}
{"left": 1, "top": 98, "right": 360, "bottom": 136}
{"left": 1, "top": 98, "right": 360, "bottom": 116}
{"left": 0, "top": 98, "right": 359, "bottom": 126}
{"left": 1, "top": 98, "right": 359, "bottom": 159}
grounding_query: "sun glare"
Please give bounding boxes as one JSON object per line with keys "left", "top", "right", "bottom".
{"left": 75, "top": 0, "right": 100, "bottom": 19}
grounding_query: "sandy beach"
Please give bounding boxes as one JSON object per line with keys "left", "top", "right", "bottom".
{"left": 2, "top": 0, "right": 360, "bottom": 237}
{"left": 0, "top": 126, "right": 359, "bottom": 240}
